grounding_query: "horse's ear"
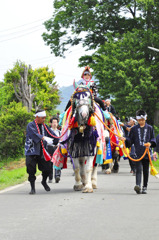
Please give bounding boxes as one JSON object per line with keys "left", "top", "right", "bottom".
{"left": 73, "top": 79, "right": 79, "bottom": 89}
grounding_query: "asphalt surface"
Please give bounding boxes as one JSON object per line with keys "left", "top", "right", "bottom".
{"left": 0, "top": 159, "right": 159, "bottom": 240}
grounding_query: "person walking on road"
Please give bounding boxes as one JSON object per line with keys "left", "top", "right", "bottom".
{"left": 127, "top": 117, "right": 137, "bottom": 175}
{"left": 105, "top": 99, "right": 116, "bottom": 115}
{"left": 121, "top": 110, "right": 156, "bottom": 194}
{"left": 48, "top": 117, "right": 61, "bottom": 183}
{"left": 25, "top": 109, "right": 58, "bottom": 194}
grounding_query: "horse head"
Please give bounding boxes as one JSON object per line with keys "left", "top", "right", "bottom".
{"left": 72, "top": 81, "right": 94, "bottom": 127}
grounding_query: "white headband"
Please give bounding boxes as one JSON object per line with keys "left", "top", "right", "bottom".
{"left": 130, "top": 117, "right": 137, "bottom": 123}
{"left": 136, "top": 115, "right": 147, "bottom": 120}
{"left": 34, "top": 111, "right": 46, "bottom": 117}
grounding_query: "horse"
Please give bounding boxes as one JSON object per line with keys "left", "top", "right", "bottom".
{"left": 52, "top": 82, "right": 106, "bottom": 193}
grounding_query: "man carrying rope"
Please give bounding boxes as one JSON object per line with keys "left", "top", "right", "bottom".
{"left": 25, "top": 110, "right": 58, "bottom": 194}
{"left": 120, "top": 110, "right": 156, "bottom": 194}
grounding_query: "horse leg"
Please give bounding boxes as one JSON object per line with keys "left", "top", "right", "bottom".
{"left": 79, "top": 157, "right": 86, "bottom": 186}
{"left": 104, "top": 163, "right": 112, "bottom": 174}
{"left": 73, "top": 158, "right": 83, "bottom": 191}
{"left": 91, "top": 164, "right": 97, "bottom": 189}
{"left": 112, "top": 151, "right": 119, "bottom": 173}
{"left": 82, "top": 156, "right": 94, "bottom": 193}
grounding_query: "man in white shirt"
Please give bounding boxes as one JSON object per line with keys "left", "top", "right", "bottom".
{"left": 47, "top": 117, "right": 61, "bottom": 183}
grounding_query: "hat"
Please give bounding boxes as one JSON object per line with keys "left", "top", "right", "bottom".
{"left": 105, "top": 99, "right": 111, "bottom": 102}
{"left": 81, "top": 66, "right": 92, "bottom": 78}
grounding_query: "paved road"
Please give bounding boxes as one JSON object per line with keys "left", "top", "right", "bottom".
{"left": 0, "top": 159, "right": 159, "bottom": 240}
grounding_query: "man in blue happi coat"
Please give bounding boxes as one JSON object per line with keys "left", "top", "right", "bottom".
{"left": 122, "top": 110, "right": 156, "bottom": 194}
{"left": 25, "top": 109, "right": 58, "bottom": 194}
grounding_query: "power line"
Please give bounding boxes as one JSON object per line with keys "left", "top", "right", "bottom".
{"left": 0, "top": 27, "right": 44, "bottom": 42}
{"left": 0, "top": 24, "right": 44, "bottom": 38}
{"left": 0, "top": 17, "right": 51, "bottom": 33}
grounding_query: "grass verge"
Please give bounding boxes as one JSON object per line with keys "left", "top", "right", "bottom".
{"left": 0, "top": 157, "right": 40, "bottom": 191}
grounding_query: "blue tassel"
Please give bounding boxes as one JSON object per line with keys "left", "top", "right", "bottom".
{"left": 59, "top": 112, "right": 65, "bottom": 126}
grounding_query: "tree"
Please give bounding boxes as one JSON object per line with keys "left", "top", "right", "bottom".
{"left": 42, "top": 0, "right": 144, "bottom": 57}
{"left": 4, "top": 61, "right": 60, "bottom": 112}
{"left": 89, "top": 29, "right": 159, "bottom": 124}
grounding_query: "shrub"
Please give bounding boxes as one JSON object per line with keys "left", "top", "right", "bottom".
{"left": 0, "top": 102, "right": 33, "bottom": 159}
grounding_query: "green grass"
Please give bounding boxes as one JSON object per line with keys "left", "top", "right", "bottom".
{"left": 0, "top": 167, "right": 28, "bottom": 190}
{"left": 0, "top": 157, "right": 40, "bottom": 190}
{"left": 152, "top": 160, "right": 159, "bottom": 172}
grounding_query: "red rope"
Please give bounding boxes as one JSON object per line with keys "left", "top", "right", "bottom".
{"left": 34, "top": 120, "right": 51, "bottom": 161}
{"left": 43, "top": 122, "right": 69, "bottom": 139}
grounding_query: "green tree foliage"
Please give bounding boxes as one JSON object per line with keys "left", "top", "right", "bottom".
{"left": 42, "top": 0, "right": 143, "bottom": 57}
{"left": 0, "top": 82, "right": 9, "bottom": 110}
{"left": 90, "top": 31, "right": 159, "bottom": 124}
{"left": 31, "top": 66, "right": 60, "bottom": 111}
{"left": 0, "top": 102, "right": 33, "bottom": 158}
{"left": 3, "top": 61, "right": 60, "bottom": 112}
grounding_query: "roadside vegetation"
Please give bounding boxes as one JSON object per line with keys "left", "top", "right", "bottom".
{"left": 0, "top": 157, "right": 40, "bottom": 190}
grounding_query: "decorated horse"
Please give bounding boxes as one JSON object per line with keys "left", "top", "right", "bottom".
{"left": 52, "top": 81, "right": 107, "bottom": 193}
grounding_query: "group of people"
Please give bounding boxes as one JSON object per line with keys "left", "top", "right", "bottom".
{"left": 25, "top": 66, "right": 158, "bottom": 195}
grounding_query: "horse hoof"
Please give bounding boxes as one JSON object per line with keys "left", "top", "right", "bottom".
{"left": 92, "top": 184, "right": 97, "bottom": 189}
{"left": 73, "top": 185, "right": 83, "bottom": 191}
{"left": 82, "top": 188, "right": 93, "bottom": 193}
{"left": 105, "top": 168, "right": 111, "bottom": 174}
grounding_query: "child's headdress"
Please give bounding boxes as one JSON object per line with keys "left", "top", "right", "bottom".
{"left": 81, "top": 66, "right": 92, "bottom": 79}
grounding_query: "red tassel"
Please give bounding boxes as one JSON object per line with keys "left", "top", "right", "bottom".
{"left": 93, "top": 154, "right": 97, "bottom": 166}
{"left": 68, "top": 116, "right": 75, "bottom": 129}
{"left": 63, "top": 157, "right": 67, "bottom": 169}
{"left": 43, "top": 148, "right": 51, "bottom": 161}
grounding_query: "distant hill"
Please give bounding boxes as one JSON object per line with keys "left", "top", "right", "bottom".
{"left": 56, "top": 85, "right": 74, "bottom": 113}
{"left": 56, "top": 80, "right": 82, "bottom": 112}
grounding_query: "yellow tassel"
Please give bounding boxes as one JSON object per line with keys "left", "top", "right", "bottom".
{"left": 61, "top": 148, "right": 67, "bottom": 154}
{"left": 150, "top": 165, "right": 158, "bottom": 176}
{"left": 97, "top": 149, "right": 102, "bottom": 155}
{"left": 103, "top": 159, "right": 113, "bottom": 164}
{"left": 96, "top": 141, "right": 100, "bottom": 147}
{"left": 116, "top": 147, "right": 119, "bottom": 151}
{"left": 90, "top": 116, "right": 96, "bottom": 126}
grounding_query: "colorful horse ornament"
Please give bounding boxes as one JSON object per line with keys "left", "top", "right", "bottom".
{"left": 102, "top": 115, "right": 124, "bottom": 174}
{"left": 52, "top": 81, "right": 107, "bottom": 193}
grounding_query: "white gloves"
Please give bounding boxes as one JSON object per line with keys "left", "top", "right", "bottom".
{"left": 43, "top": 136, "right": 53, "bottom": 145}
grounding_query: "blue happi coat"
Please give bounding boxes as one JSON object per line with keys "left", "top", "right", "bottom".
{"left": 126, "top": 123, "right": 156, "bottom": 159}
{"left": 25, "top": 120, "right": 58, "bottom": 156}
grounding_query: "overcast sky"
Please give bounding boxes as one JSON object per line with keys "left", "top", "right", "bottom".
{"left": 0, "top": 0, "right": 92, "bottom": 87}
